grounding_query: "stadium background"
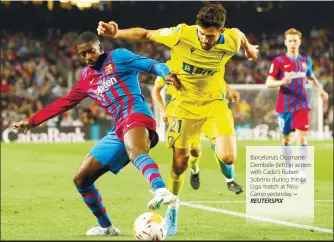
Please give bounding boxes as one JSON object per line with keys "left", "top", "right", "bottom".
{"left": 1, "top": 1, "right": 333, "bottom": 142}
{"left": 1, "top": 1, "right": 333, "bottom": 241}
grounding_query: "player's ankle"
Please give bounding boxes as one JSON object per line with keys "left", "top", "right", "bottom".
{"left": 168, "top": 199, "right": 180, "bottom": 209}
{"left": 155, "top": 187, "right": 168, "bottom": 194}
{"left": 191, "top": 167, "right": 199, "bottom": 174}
{"left": 226, "top": 178, "right": 234, "bottom": 183}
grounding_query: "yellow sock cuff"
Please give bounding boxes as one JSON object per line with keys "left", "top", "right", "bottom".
{"left": 168, "top": 168, "right": 185, "bottom": 196}
{"left": 188, "top": 154, "right": 201, "bottom": 170}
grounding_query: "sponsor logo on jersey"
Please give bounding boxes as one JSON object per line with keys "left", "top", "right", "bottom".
{"left": 92, "top": 76, "right": 118, "bottom": 96}
{"left": 284, "top": 71, "right": 306, "bottom": 78}
{"left": 182, "top": 62, "right": 220, "bottom": 76}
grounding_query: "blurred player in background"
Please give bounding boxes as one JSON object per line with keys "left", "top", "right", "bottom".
{"left": 13, "top": 31, "right": 180, "bottom": 237}
{"left": 152, "top": 72, "right": 242, "bottom": 191}
{"left": 266, "top": 28, "right": 328, "bottom": 177}
{"left": 97, "top": 3, "right": 259, "bottom": 236}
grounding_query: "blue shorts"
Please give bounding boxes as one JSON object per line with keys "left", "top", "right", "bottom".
{"left": 277, "top": 110, "right": 310, "bottom": 135}
{"left": 90, "top": 126, "right": 130, "bottom": 175}
{"left": 277, "top": 113, "right": 293, "bottom": 135}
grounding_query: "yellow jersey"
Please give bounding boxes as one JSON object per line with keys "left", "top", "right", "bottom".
{"left": 153, "top": 24, "right": 241, "bottom": 103}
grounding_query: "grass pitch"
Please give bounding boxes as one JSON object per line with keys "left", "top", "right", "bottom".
{"left": 1, "top": 140, "right": 333, "bottom": 240}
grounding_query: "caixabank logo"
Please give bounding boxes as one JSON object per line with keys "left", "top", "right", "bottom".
{"left": 1, "top": 127, "right": 86, "bottom": 143}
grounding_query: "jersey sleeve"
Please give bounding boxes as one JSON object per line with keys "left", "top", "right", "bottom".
{"left": 155, "top": 76, "right": 165, "bottom": 87}
{"left": 268, "top": 58, "right": 281, "bottom": 79}
{"left": 152, "top": 24, "right": 185, "bottom": 48}
{"left": 224, "top": 28, "right": 241, "bottom": 53}
{"left": 28, "top": 77, "right": 87, "bottom": 127}
{"left": 112, "top": 48, "right": 171, "bottom": 77}
{"left": 306, "top": 56, "right": 313, "bottom": 77}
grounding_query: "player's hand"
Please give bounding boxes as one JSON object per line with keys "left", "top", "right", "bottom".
{"left": 164, "top": 74, "right": 181, "bottom": 90}
{"left": 281, "top": 73, "right": 292, "bottom": 85}
{"left": 162, "top": 114, "right": 168, "bottom": 123}
{"left": 228, "top": 89, "right": 240, "bottom": 103}
{"left": 13, "top": 120, "right": 32, "bottom": 134}
{"left": 319, "top": 89, "right": 329, "bottom": 101}
{"left": 97, "top": 21, "right": 118, "bottom": 38}
{"left": 245, "top": 44, "right": 259, "bottom": 61}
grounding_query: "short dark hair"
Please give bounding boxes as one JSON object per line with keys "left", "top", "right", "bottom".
{"left": 196, "top": 4, "right": 227, "bottom": 28}
{"left": 77, "top": 31, "right": 100, "bottom": 46}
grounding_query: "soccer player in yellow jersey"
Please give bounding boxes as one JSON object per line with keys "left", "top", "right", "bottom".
{"left": 153, "top": 74, "right": 202, "bottom": 190}
{"left": 152, "top": 72, "right": 242, "bottom": 191}
{"left": 97, "top": 3, "right": 259, "bottom": 236}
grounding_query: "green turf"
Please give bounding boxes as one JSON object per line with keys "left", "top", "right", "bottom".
{"left": 1, "top": 140, "right": 333, "bottom": 240}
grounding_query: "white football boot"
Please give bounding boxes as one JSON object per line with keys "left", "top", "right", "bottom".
{"left": 148, "top": 188, "right": 177, "bottom": 210}
{"left": 86, "top": 225, "right": 120, "bottom": 236}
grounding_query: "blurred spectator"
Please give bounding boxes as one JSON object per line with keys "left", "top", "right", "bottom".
{"left": 1, "top": 27, "right": 332, "bottom": 132}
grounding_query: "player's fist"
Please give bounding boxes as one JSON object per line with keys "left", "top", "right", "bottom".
{"left": 97, "top": 21, "right": 118, "bottom": 38}
{"left": 319, "top": 89, "right": 329, "bottom": 101}
{"left": 228, "top": 88, "right": 240, "bottom": 103}
{"left": 245, "top": 44, "right": 259, "bottom": 61}
{"left": 13, "top": 120, "right": 32, "bottom": 134}
{"left": 164, "top": 74, "right": 181, "bottom": 90}
{"left": 162, "top": 113, "right": 168, "bottom": 123}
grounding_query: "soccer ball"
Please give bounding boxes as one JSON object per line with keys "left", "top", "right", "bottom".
{"left": 133, "top": 212, "right": 167, "bottom": 240}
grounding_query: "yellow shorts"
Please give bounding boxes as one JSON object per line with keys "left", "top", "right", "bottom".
{"left": 166, "top": 99, "right": 235, "bottom": 149}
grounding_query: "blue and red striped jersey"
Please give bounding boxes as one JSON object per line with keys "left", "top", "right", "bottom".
{"left": 268, "top": 54, "right": 313, "bottom": 113}
{"left": 29, "top": 48, "right": 171, "bottom": 127}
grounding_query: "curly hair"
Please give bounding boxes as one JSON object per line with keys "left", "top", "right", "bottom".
{"left": 196, "top": 3, "right": 227, "bottom": 28}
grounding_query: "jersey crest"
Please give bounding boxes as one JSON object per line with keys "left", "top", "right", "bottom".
{"left": 219, "top": 52, "right": 226, "bottom": 61}
{"left": 105, "top": 64, "right": 113, "bottom": 74}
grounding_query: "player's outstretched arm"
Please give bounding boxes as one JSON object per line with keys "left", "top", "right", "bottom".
{"left": 152, "top": 78, "right": 168, "bottom": 123}
{"left": 308, "top": 75, "right": 329, "bottom": 101}
{"left": 232, "top": 28, "right": 259, "bottom": 61}
{"left": 97, "top": 21, "right": 157, "bottom": 42}
{"left": 13, "top": 85, "right": 87, "bottom": 132}
{"left": 114, "top": 49, "right": 181, "bottom": 89}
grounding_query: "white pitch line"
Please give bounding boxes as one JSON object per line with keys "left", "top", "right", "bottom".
{"left": 181, "top": 202, "right": 333, "bottom": 234}
{"left": 185, "top": 200, "right": 333, "bottom": 204}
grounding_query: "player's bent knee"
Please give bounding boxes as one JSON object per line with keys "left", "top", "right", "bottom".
{"left": 72, "top": 172, "right": 85, "bottom": 188}
{"left": 217, "top": 154, "right": 236, "bottom": 165}
{"left": 172, "top": 163, "right": 188, "bottom": 175}
{"left": 127, "top": 145, "right": 150, "bottom": 161}
{"left": 190, "top": 149, "right": 201, "bottom": 159}
{"left": 172, "top": 156, "right": 189, "bottom": 175}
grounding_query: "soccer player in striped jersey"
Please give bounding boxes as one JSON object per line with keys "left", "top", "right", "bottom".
{"left": 13, "top": 31, "right": 180, "bottom": 236}
{"left": 97, "top": 3, "right": 258, "bottom": 236}
{"left": 266, "top": 28, "right": 328, "bottom": 177}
